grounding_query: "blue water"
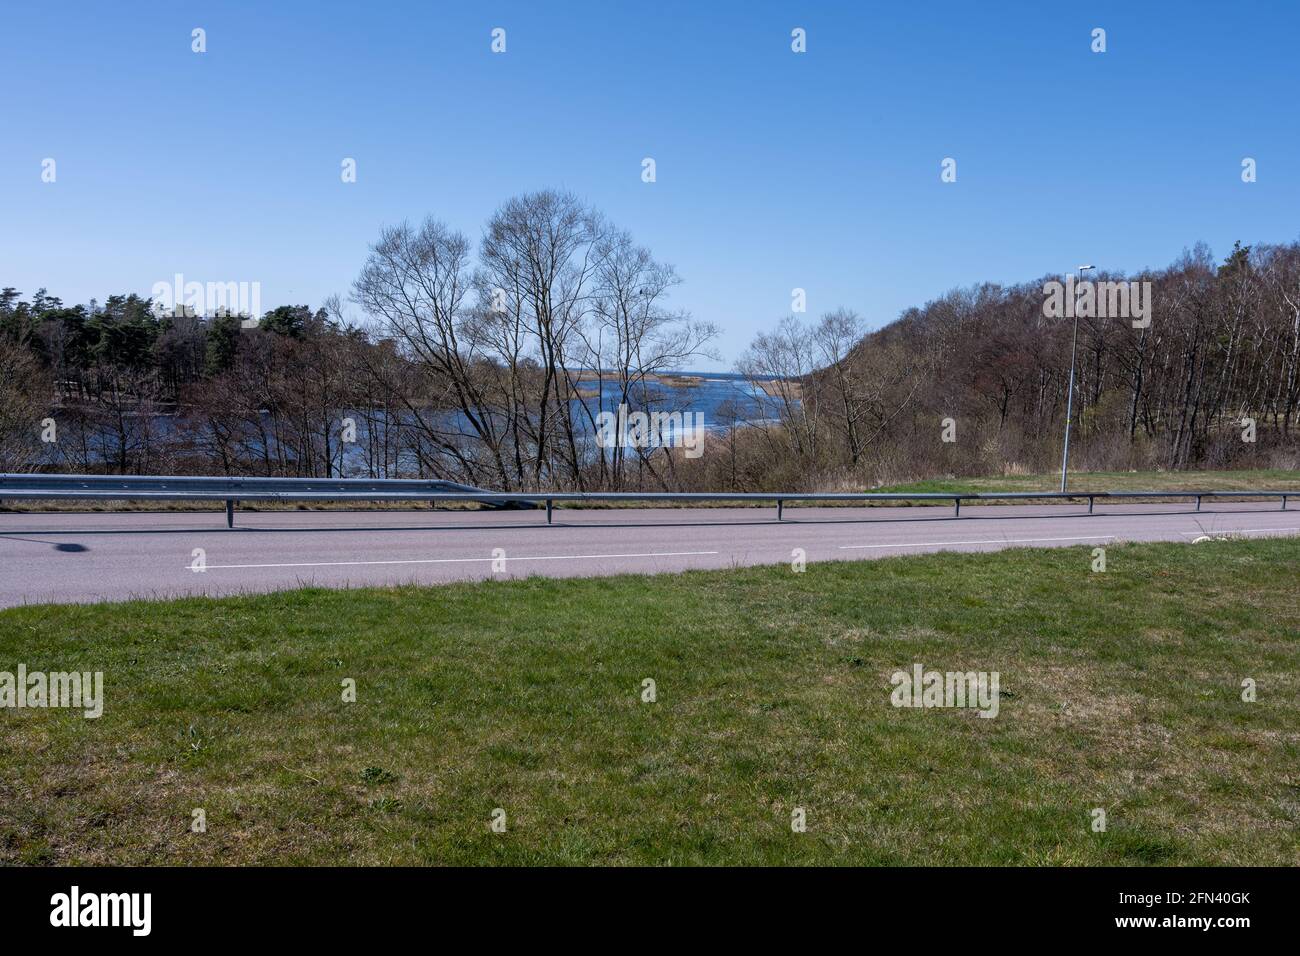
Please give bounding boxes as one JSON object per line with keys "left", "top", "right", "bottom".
{"left": 576, "top": 371, "right": 789, "bottom": 429}
{"left": 35, "top": 372, "right": 795, "bottom": 473}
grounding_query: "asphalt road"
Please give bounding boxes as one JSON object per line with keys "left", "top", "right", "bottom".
{"left": 2, "top": 501, "right": 1298, "bottom": 608}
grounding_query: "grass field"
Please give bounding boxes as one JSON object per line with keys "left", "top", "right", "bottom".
{"left": 2, "top": 537, "right": 1298, "bottom": 865}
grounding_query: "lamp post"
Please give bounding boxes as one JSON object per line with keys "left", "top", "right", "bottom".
{"left": 1060, "top": 264, "right": 1094, "bottom": 492}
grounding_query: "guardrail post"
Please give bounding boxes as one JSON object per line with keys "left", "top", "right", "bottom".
{"left": 777, "top": 499, "right": 784, "bottom": 521}
{"left": 1282, "top": 494, "right": 1288, "bottom": 511}
{"left": 1088, "top": 496, "right": 1094, "bottom": 515}
{"left": 546, "top": 499, "right": 553, "bottom": 525}
{"left": 954, "top": 498, "right": 961, "bottom": 518}
{"left": 225, "top": 499, "right": 235, "bottom": 528}
{"left": 1195, "top": 495, "right": 1201, "bottom": 512}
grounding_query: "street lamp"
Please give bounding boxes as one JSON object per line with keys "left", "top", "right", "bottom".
{"left": 1060, "top": 264, "right": 1094, "bottom": 492}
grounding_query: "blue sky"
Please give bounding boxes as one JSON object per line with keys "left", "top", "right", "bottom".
{"left": 2, "top": 0, "right": 1297, "bottom": 367}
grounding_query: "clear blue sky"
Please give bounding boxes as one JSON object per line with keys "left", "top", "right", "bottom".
{"left": 2, "top": 0, "right": 1296, "bottom": 367}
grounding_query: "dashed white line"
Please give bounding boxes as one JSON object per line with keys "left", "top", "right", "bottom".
{"left": 196, "top": 550, "right": 720, "bottom": 570}
{"left": 1178, "top": 527, "right": 1300, "bottom": 537}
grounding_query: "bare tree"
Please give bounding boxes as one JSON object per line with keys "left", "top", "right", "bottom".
{"left": 353, "top": 218, "right": 512, "bottom": 486}
{"left": 581, "top": 228, "right": 719, "bottom": 487}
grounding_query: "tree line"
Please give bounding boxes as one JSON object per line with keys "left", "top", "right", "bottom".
{"left": 731, "top": 240, "right": 1300, "bottom": 490}
{"left": 2, "top": 191, "right": 1297, "bottom": 490}
{"left": 0, "top": 191, "right": 718, "bottom": 487}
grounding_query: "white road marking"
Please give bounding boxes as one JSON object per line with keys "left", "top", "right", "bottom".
{"left": 196, "top": 550, "right": 720, "bottom": 570}
{"left": 1177, "top": 527, "right": 1300, "bottom": 537}
{"left": 839, "top": 534, "right": 1115, "bottom": 550}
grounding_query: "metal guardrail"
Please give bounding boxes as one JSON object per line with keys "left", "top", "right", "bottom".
{"left": 0, "top": 474, "right": 537, "bottom": 525}
{"left": 0, "top": 473, "right": 1295, "bottom": 527}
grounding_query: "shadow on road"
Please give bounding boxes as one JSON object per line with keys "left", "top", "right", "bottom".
{"left": 0, "top": 535, "right": 91, "bottom": 552}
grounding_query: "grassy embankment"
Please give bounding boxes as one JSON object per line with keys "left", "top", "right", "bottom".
{"left": 2, "top": 537, "right": 1297, "bottom": 865}
{"left": 874, "top": 468, "right": 1300, "bottom": 495}
{"left": 2, "top": 468, "right": 1296, "bottom": 516}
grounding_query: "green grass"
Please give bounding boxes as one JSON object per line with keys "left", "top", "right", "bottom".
{"left": 2, "top": 538, "right": 1298, "bottom": 865}
{"left": 875, "top": 468, "right": 1299, "bottom": 495}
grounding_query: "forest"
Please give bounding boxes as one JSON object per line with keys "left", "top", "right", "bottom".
{"left": 2, "top": 189, "right": 1297, "bottom": 491}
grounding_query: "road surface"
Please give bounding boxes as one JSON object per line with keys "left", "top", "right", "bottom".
{"left": 1, "top": 502, "right": 1298, "bottom": 608}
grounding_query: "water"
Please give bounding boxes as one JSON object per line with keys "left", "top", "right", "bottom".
{"left": 35, "top": 372, "right": 796, "bottom": 473}
{"left": 575, "top": 371, "right": 790, "bottom": 428}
